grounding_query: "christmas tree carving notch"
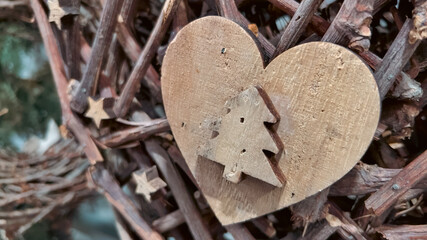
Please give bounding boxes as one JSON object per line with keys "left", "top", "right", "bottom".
{"left": 199, "top": 86, "right": 286, "bottom": 187}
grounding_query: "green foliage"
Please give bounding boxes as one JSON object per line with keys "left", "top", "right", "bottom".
{"left": 0, "top": 21, "right": 61, "bottom": 149}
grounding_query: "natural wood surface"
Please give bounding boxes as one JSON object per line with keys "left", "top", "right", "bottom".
{"left": 162, "top": 16, "right": 380, "bottom": 224}
{"left": 198, "top": 86, "right": 285, "bottom": 187}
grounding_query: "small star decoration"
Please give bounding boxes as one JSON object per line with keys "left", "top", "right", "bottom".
{"left": 133, "top": 166, "right": 167, "bottom": 202}
{"left": 84, "top": 97, "right": 115, "bottom": 128}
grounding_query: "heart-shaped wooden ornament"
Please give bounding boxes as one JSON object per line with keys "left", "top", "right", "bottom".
{"left": 161, "top": 16, "right": 380, "bottom": 225}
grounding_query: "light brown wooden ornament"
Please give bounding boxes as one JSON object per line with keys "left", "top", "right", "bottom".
{"left": 161, "top": 16, "right": 380, "bottom": 224}
{"left": 198, "top": 86, "right": 285, "bottom": 187}
{"left": 133, "top": 166, "right": 167, "bottom": 202}
{"left": 84, "top": 97, "right": 115, "bottom": 128}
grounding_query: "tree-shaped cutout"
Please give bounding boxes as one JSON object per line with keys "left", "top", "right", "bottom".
{"left": 200, "top": 86, "right": 285, "bottom": 187}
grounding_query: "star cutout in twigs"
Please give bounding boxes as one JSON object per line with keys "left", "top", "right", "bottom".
{"left": 133, "top": 166, "right": 167, "bottom": 202}
{"left": 84, "top": 97, "right": 115, "bottom": 128}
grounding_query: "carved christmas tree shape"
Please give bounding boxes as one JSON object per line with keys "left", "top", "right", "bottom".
{"left": 200, "top": 86, "right": 285, "bottom": 187}
{"left": 84, "top": 97, "right": 115, "bottom": 128}
{"left": 133, "top": 166, "right": 167, "bottom": 202}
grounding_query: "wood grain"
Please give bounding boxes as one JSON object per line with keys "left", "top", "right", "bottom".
{"left": 198, "top": 86, "right": 285, "bottom": 187}
{"left": 161, "top": 16, "right": 380, "bottom": 224}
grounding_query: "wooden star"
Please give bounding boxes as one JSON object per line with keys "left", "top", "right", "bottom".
{"left": 133, "top": 166, "right": 167, "bottom": 202}
{"left": 84, "top": 97, "right": 115, "bottom": 128}
{"left": 47, "top": 0, "right": 79, "bottom": 29}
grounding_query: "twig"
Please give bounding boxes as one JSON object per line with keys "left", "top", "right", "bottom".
{"left": 375, "top": 224, "right": 427, "bottom": 239}
{"left": 272, "top": 0, "right": 323, "bottom": 58}
{"left": 30, "top": 0, "right": 103, "bottom": 164}
{"left": 365, "top": 149, "right": 427, "bottom": 217}
{"left": 267, "top": 0, "right": 329, "bottom": 35}
{"left": 90, "top": 164, "right": 164, "bottom": 240}
{"left": 145, "top": 140, "right": 213, "bottom": 240}
{"left": 297, "top": 219, "right": 338, "bottom": 240}
{"left": 225, "top": 224, "right": 256, "bottom": 240}
{"left": 252, "top": 217, "right": 276, "bottom": 238}
{"left": 152, "top": 209, "right": 185, "bottom": 233}
{"left": 116, "top": 23, "right": 162, "bottom": 103}
{"left": 62, "top": 1, "right": 81, "bottom": 80}
{"left": 70, "top": 0, "right": 124, "bottom": 113}
{"left": 114, "top": 0, "right": 182, "bottom": 118}
{"left": 328, "top": 202, "right": 369, "bottom": 240}
{"left": 0, "top": 0, "right": 27, "bottom": 8}
{"left": 374, "top": 19, "right": 421, "bottom": 99}
{"left": 330, "top": 162, "right": 427, "bottom": 196}
{"left": 321, "top": 0, "right": 374, "bottom": 52}
{"left": 99, "top": 119, "right": 170, "bottom": 148}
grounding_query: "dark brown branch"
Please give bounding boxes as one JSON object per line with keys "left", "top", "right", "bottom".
{"left": 297, "top": 219, "right": 338, "bottom": 240}
{"left": 116, "top": 23, "right": 162, "bottom": 103}
{"left": 114, "top": 0, "right": 182, "bottom": 118}
{"left": 145, "top": 140, "right": 213, "bottom": 240}
{"left": 328, "top": 202, "right": 369, "bottom": 240}
{"left": 152, "top": 210, "right": 185, "bottom": 233}
{"left": 99, "top": 119, "right": 170, "bottom": 148}
{"left": 62, "top": 2, "right": 81, "bottom": 80}
{"left": 70, "top": 0, "right": 124, "bottom": 113}
{"left": 376, "top": 224, "right": 427, "bottom": 239}
{"left": 116, "top": 0, "right": 162, "bottom": 103}
{"left": 290, "top": 189, "right": 329, "bottom": 232}
{"left": 365, "top": 149, "right": 427, "bottom": 216}
{"left": 374, "top": 19, "right": 421, "bottom": 99}
{"left": 167, "top": 144, "right": 198, "bottom": 186}
{"left": 272, "top": 0, "right": 323, "bottom": 58}
{"left": 359, "top": 51, "right": 422, "bottom": 101}
{"left": 330, "top": 162, "right": 427, "bottom": 196}
{"left": 90, "top": 165, "right": 164, "bottom": 240}
{"left": 267, "top": 0, "right": 329, "bottom": 35}
{"left": 30, "top": 0, "right": 103, "bottom": 164}
{"left": 321, "top": 0, "right": 374, "bottom": 52}
{"left": 225, "top": 224, "right": 256, "bottom": 240}
{"left": 252, "top": 217, "right": 276, "bottom": 238}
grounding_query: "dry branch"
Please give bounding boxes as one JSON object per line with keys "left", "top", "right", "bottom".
{"left": 114, "top": 0, "right": 182, "bottom": 118}
{"left": 70, "top": 0, "right": 124, "bottom": 113}
{"left": 89, "top": 165, "right": 164, "bottom": 240}
{"left": 145, "top": 140, "right": 213, "bottom": 240}
{"left": 30, "top": 0, "right": 103, "bottom": 164}
{"left": 365, "top": 149, "right": 427, "bottom": 217}
{"left": 374, "top": 19, "right": 422, "bottom": 99}
{"left": 321, "top": 0, "right": 374, "bottom": 52}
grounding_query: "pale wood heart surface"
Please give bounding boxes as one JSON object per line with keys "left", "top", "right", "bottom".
{"left": 161, "top": 16, "right": 380, "bottom": 224}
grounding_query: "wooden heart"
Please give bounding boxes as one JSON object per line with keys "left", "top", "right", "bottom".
{"left": 161, "top": 16, "right": 380, "bottom": 225}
